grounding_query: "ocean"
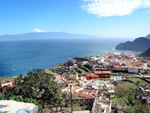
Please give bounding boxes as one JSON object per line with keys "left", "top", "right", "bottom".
{"left": 0, "top": 38, "right": 139, "bottom": 77}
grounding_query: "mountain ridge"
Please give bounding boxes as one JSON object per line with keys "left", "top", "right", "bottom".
{"left": 0, "top": 32, "right": 95, "bottom": 41}
{"left": 146, "top": 34, "right": 150, "bottom": 39}
{"left": 138, "top": 48, "right": 150, "bottom": 57}
{"left": 115, "top": 35, "right": 150, "bottom": 52}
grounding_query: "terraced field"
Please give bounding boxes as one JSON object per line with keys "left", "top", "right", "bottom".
{"left": 70, "top": 66, "right": 91, "bottom": 75}
{"left": 128, "top": 77, "right": 149, "bottom": 86}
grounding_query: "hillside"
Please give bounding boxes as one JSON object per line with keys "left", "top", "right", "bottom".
{"left": 115, "top": 37, "right": 150, "bottom": 51}
{"left": 0, "top": 32, "right": 95, "bottom": 41}
{"left": 138, "top": 48, "right": 150, "bottom": 57}
{"left": 146, "top": 34, "right": 150, "bottom": 39}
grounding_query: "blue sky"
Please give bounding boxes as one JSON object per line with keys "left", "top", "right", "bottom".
{"left": 0, "top": 0, "right": 150, "bottom": 38}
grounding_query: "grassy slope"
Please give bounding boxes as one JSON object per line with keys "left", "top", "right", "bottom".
{"left": 0, "top": 77, "right": 14, "bottom": 83}
{"left": 45, "top": 69, "right": 55, "bottom": 75}
{"left": 128, "top": 77, "right": 149, "bottom": 85}
{"left": 118, "top": 82, "right": 138, "bottom": 90}
{"left": 114, "top": 77, "right": 150, "bottom": 105}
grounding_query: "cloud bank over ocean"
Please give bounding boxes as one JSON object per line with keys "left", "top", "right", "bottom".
{"left": 82, "top": 0, "right": 150, "bottom": 17}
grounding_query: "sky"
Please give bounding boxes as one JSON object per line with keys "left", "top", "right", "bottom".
{"left": 0, "top": 0, "right": 150, "bottom": 38}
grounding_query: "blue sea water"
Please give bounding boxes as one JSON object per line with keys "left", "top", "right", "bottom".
{"left": 0, "top": 38, "right": 139, "bottom": 77}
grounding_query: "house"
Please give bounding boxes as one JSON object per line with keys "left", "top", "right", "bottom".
{"left": 69, "top": 64, "right": 78, "bottom": 71}
{"left": 97, "top": 58, "right": 104, "bottom": 64}
{"left": 86, "top": 71, "right": 111, "bottom": 80}
{"left": 128, "top": 67, "right": 139, "bottom": 74}
{"left": 113, "top": 66, "right": 128, "bottom": 72}
{"left": 92, "top": 99, "right": 112, "bottom": 113}
{"left": 0, "top": 81, "right": 14, "bottom": 92}
{"left": 91, "top": 56, "right": 98, "bottom": 62}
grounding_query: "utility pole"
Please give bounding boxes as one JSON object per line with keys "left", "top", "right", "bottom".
{"left": 70, "top": 85, "right": 73, "bottom": 113}
{"left": 53, "top": 65, "right": 56, "bottom": 74}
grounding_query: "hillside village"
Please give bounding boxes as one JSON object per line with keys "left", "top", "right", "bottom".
{"left": 1, "top": 52, "right": 150, "bottom": 113}
{"left": 53, "top": 53, "right": 150, "bottom": 112}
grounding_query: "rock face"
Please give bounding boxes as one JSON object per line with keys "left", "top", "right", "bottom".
{"left": 0, "top": 100, "right": 38, "bottom": 113}
{"left": 138, "top": 48, "right": 150, "bottom": 57}
{"left": 115, "top": 37, "right": 150, "bottom": 51}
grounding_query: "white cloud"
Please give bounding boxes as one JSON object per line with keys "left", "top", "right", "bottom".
{"left": 82, "top": 0, "right": 150, "bottom": 17}
{"left": 32, "top": 28, "right": 46, "bottom": 32}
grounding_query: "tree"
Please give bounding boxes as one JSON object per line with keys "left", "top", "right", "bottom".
{"left": 122, "top": 91, "right": 136, "bottom": 106}
{"left": 112, "top": 81, "right": 118, "bottom": 86}
{"left": 136, "top": 81, "right": 140, "bottom": 86}
{"left": 4, "top": 69, "right": 63, "bottom": 108}
{"left": 0, "top": 93, "right": 5, "bottom": 100}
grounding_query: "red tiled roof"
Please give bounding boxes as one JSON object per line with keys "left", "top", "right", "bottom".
{"left": 0, "top": 81, "right": 13, "bottom": 85}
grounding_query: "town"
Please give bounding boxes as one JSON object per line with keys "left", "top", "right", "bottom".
{"left": 1, "top": 52, "right": 150, "bottom": 113}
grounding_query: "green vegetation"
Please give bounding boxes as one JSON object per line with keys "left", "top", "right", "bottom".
{"left": 112, "top": 98, "right": 125, "bottom": 104}
{"left": 67, "top": 103, "right": 92, "bottom": 111}
{"left": 128, "top": 78, "right": 141, "bottom": 83}
{"left": 81, "top": 56, "right": 92, "bottom": 61}
{"left": 3, "top": 69, "right": 63, "bottom": 111}
{"left": 111, "top": 72, "right": 120, "bottom": 75}
{"left": 113, "top": 76, "right": 150, "bottom": 112}
{"left": 0, "top": 93, "right": 5, "bottom": 100}
{"left": 147, "top": 59, "right": 150, "bottom": 66}
{"left": 146, "top": 79, "right": 150, "bottom": 82}
{"left": 45, "top": 69, "right": 55, "bottom": 75}
{"left": 77, "top": 68, "right": 86, "bottom": 73}
{"left": 118, "top": 82, "right": 138, "bottom": 90}
{"left": 124, "top": 104, "right": 149, "bottom": 113}
{"left": 140, "top": 70, "right": 150, "bottom": 76}
{"left": 144, "top": 71, "right": 150, "bottom": 76}
{"left": 70, "top": 65, "right": 91, "bottom": 75}
{"left": 72, "top": 69, "right": 80, "bottom": 74}
{"left": 0, "top": 77, "right": 14, "bottom": 83}
{"left": 114, "top": 87, "right": 150, "bottom": 112}
{"left": 128, "top": 77, "right": 149, "bottom": 86}
{"left": 53, "top": 64, "right": 69, "bottom": 75}
{"left": 80, "top": 66, "right": 90, "bottom": 72}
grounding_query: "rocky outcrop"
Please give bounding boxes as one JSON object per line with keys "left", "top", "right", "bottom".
{"left": 0, "top": 100, "right": 38, "bottom": 113}
{"left": 115, "top": 37, "right": 150, "bottom": 51}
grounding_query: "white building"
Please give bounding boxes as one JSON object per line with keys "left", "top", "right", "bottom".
{"left": 128, "top": 67, "right": 138, "bottom": 74}
{"left": 142, "top": 63, "right": 147, "bottom": 70}
{"left": 91, "top": 56, "right": 97, "bottom": 62}
{"left": 97, "top": 58, "right": 104, "bottom": 64}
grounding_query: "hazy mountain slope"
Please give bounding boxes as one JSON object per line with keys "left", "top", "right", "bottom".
{"left": 138, "top": 48, "right": 150, "bottom": 57}
{"left": 146, "top": 34, "right": 150, "bottom": 40}
{"left": 0, "top": 32, "right": 95, "bottom": 41}
{"left": 115, "top": 37, "right": 150, "bottom": 51}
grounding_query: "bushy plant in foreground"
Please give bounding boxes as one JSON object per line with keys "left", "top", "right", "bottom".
{"left": 4, "top": 69, "right": 63, "bottom": 109}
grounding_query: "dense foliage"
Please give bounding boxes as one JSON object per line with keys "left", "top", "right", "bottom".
{"left": 115, "top": 86, "right": 150, "bottom": 112}
{"left": 124, "top": 104, "right": 149, "bottom": 113}
{"left": 4, "top": 69, "right": 63, "bottom": 109}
